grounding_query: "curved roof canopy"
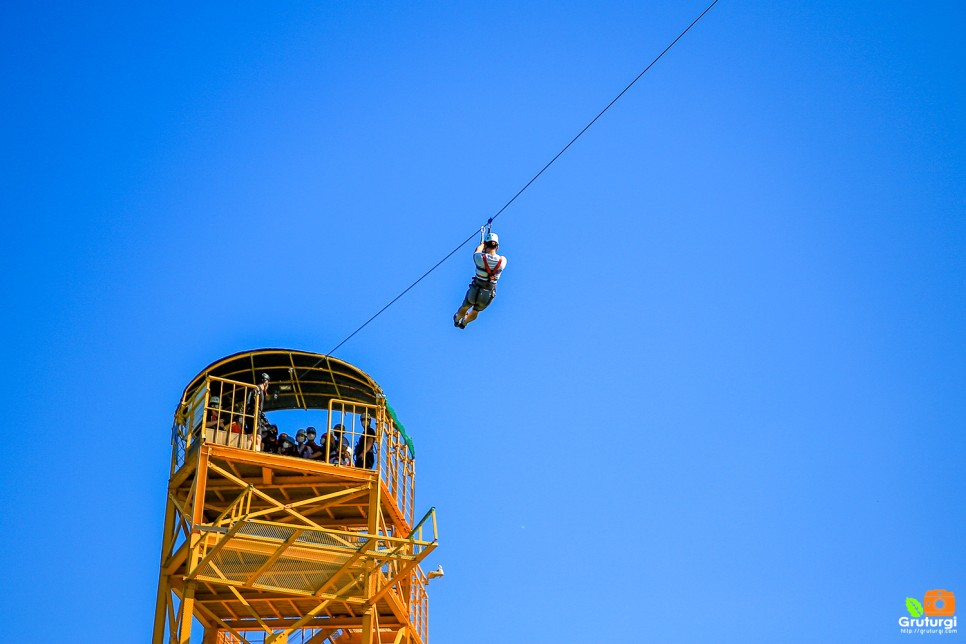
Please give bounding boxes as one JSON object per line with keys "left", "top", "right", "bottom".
{"left": 180, "top": 349, "right": 382, "bottom": 412}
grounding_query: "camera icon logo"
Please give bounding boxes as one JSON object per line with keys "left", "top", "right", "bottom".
{"left": 923, "top": 589, "right": 956, "bottom": 617}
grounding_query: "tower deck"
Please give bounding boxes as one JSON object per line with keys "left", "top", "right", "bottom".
{"left": 154, "top": 349, "right": 437, "bottom": 644}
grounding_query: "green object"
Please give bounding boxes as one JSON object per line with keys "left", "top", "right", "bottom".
{"left": 386, "top": 402, "right": 416, "bottom": 457}
{"left": 906, "top": 597, "right": 924, "bottom": 617}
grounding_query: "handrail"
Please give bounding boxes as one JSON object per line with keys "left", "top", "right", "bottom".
{"left": 406, "top": 507, "right": 438, "bottom": 542}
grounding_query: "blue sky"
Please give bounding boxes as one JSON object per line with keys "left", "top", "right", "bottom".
{"left": 2, "top": 1, "right": 964, "bottom": 642}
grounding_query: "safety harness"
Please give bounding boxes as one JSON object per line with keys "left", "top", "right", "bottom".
{"left": 478, "top": 254, "right": 504, "bottom": 284}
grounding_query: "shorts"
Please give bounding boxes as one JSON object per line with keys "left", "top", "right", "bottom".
{"left": 462, "top": 280, "right": 496, "bottom": 311}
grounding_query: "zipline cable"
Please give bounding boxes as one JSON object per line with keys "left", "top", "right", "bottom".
{"left": 326, "top": 0, "right": 719, "bottom": 357}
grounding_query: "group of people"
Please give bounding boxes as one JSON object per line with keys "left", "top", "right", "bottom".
{"left": 203, "top": 372, "right": 379, "bottom": 469}
{"left": 259, "top": 422, "right": 377, "bottom": 469}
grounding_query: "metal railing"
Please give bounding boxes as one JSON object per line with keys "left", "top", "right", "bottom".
{"left": 327, "top": 399, "right": 417, "bottom": 526}
{"left": 411, "top": 565, "right": 430, "bottom": 644}
{"left": 172, "top": 382, "right": 419, "bottom": 526}
{"left": 172, "top": 376, "right": 262, "bottom": 470}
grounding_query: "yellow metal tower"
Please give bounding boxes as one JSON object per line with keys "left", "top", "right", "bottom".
{"left": 153, "top": 349, "right": 438, "bottom": 644}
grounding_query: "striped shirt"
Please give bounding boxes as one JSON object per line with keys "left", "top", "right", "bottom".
{"left": 473, "top": 252, "right": 507, "bottom": 283}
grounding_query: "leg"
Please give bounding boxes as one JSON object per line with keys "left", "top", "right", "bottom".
{"left": 455, "top": 286, "right": 478, "bottom": 327}
{"left": 454, "top": 304, "right": 471, "bottom": 328}
{"left": 462, "top": 287, "right": 493, "bottom": 326}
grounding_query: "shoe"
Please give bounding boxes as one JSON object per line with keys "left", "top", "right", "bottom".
{"left": 453, "top": 314, "right": 462, "bottom": 328}
{"left": 458, "top": 320, "right": 466, "bottom": 329}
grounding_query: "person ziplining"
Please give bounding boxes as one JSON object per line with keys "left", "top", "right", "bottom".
{"left": 453, "top": 228, "right": 507, "bottom": 329}
{"left": 322, "top": 0, "right": 718, "bottom": 354}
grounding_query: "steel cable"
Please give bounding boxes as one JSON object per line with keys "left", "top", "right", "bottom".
{"left": 327, "top": 0, "right": 719, "bottom": 356}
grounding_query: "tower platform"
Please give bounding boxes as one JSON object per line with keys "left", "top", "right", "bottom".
{"left": 153, "top": 349, "right": 437, "bottom": 644}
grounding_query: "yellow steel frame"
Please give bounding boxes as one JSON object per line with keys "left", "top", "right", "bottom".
{"left": 155, "top": 442, "right": 436, "bottom": 644}
{"left": 158, "top": 351, "right": 436, "bottom": 644}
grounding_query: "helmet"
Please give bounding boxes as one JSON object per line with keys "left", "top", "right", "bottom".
{"left": 306, "top": 427, "right": 317, "bottom": 438}
{"left": 261, "top": 372, "right": 271, "bottom": 382}
{"left": 484, "top": 232, "right": 499, "bottom": 245}
{"left": 209, "top": 396, "right": 220, "bottom": 408}
{"left": 296, "top": 429, "right": 307, "bottom": 439}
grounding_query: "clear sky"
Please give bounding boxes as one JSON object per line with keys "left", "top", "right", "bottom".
{"left": 2, "top": 1, "right": 964, "bottom": 642}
